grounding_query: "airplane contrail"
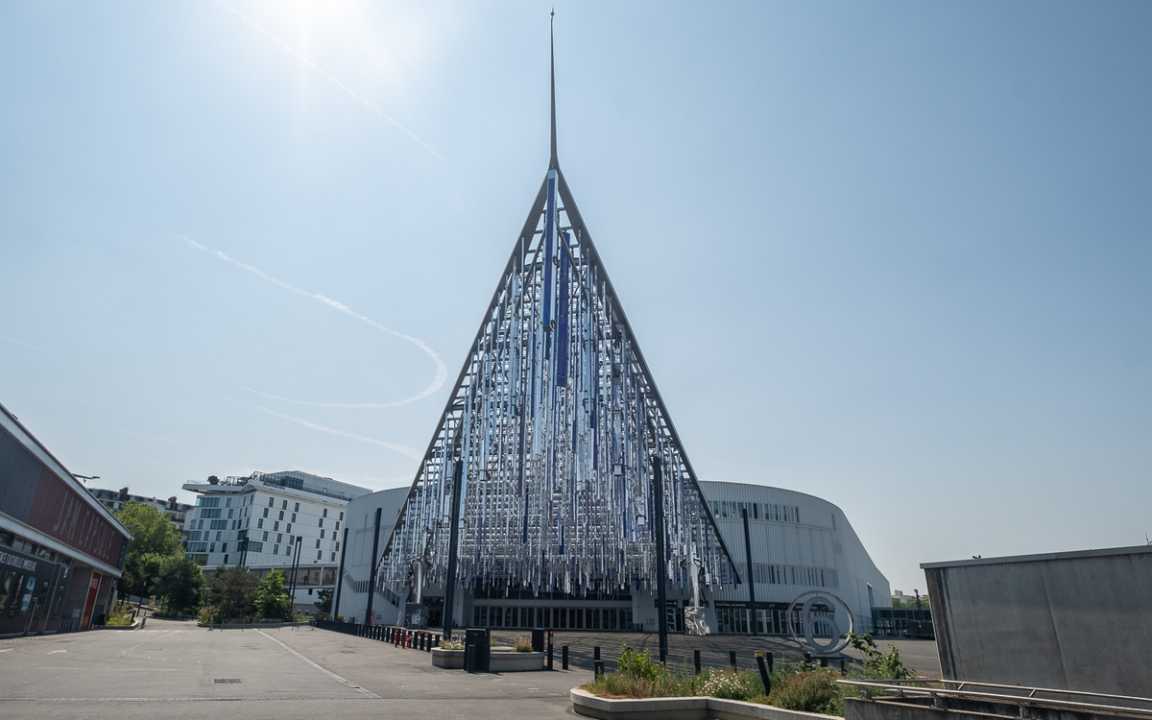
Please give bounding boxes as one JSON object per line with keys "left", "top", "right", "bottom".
{"left": 256, "top": 406, "right": 421, "bottom": 460}
{"left": 211, "top": 0, "right": 444, "bottom": 161}
{"left": 186, "top": 237, "right": 448, "bottom": 409}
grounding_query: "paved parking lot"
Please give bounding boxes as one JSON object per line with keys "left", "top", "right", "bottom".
{"left": 0, "top": 618, "right": 590, "bottom": 720}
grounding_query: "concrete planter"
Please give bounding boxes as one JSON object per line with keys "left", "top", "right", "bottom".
{"left": 99, "top": 619, "right": 142, "bottom": 631}
{"left": 571, "top": 687, "right": 842, "bottom": 720}
{"left": 432, "top": 647, "right": 547, "bottom": 672}
{"left": 432, "top": 647, "right": 465, "bottom": 669}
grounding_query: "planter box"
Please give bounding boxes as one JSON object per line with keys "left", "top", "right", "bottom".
{"left": 571, "top": 688, "right": 842, "bottom": 720}
{"left": 432, "top": 648, "right": 465, "bottom": 669}
{"left": 432, "top": 647, "right": 547, "bottom": 672}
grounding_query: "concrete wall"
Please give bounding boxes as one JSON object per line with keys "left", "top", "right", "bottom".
{"left": 923, "top": 545, "right": 1152, "bottom": 696}
{"left": 332, "top": 487, "right": 407, "bottom": 624}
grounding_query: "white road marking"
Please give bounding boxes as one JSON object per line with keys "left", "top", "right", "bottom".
{"left": 0, "top": 648, "right": 13, "bottom": 653}
{"left": 46, "top": 650, "right": 67, "bottom": 655}
{"left": 255, "top": 630, "right": 380, "bottom": 699}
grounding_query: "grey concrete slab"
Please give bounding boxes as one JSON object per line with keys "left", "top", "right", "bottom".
{"left": 0, "top": 618, "right": 591, "bottom": 719}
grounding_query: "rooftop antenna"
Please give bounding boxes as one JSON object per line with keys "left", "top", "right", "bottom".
{"left": 549, "top": 8, "right": 559, "bottom": 169}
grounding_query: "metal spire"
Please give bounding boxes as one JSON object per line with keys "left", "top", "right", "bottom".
{"left": 549, "top": 9, "right": 558, "bottom": 169}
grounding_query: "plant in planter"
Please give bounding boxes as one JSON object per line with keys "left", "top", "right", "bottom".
{"left": 440, "top": 639, "right": 464, "bottom": 651}
{"left": 513, "top": 636, "right": 534, "bottom": 653}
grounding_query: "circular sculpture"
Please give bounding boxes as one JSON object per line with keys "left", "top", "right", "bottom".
{"left": 786, "top": 590, "right": 854, "bottom": 655}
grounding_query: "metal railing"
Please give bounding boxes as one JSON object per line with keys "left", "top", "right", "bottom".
{"left": 838, "top": 678, "right": 1152, "bottom": 719}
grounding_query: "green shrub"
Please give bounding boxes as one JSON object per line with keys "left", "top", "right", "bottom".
{"left": 847, "top": 632, "right": 916, "bottom": 680}
{"left": 768, "top": 669, "right": 844, "bottom": 715}
{"left": 440, "top": 639, "right": 464, "bottom": 650}
{"left": 197, "top": 606, "right": 219, "bottom": 625}
{"left": 105, "top": 604, "right": 136, "bottom": 627}
{"left": 513, "top": 635, "right": 533, "bottom": 653}
{"left": 617, "top": 647, "right": 663, "bottom": 682}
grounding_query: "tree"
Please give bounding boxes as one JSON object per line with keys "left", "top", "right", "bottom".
{"left": 208, "top": 568, "right": 259, "bottom": 621}
{"left": 116, "top": 502, "right": 182, "bottom": 598}
{"left": 314, "top": 588, "right": 332, "bottom": 615}
{"left": 253, "top": 569, "right": 293, "bottom": 620}
{"left": 153, "top": 554, "right": 204, "bottom": 615}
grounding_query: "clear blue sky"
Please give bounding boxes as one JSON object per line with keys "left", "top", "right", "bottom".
{"left": 2, "top": 1, "right": 1150, "bottom": 593}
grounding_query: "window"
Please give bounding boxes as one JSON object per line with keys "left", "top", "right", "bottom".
{"left": 257, "top": 518, "right": 264, "bottom": 529}
{"left": 282, "top": 499, "right": 287, "bottom": 510}
{"left": 278, "top": 510, "right": 284, "bottom": 521}
{"left": 335, "top": 521, "right": 340, "bottom": 532}
{"left": 273, "top": 544, "right": 280, "bottom": 555}
{"left": 315, "top": 539, "right": 320, "bottom": 549}
{"left": 318, "top": 518, "right": 324, "bottom": 528}
{"left": 331, "top": 552, "right": 336, "bottom": 562}
{"left": 263, "top": 531, "right": 268, "bottom": 541}
{"left": 274, "top": 521, "right": 279, "bottom": 531}
{"left": 215, "top": 531, "right": 221, "bottom": 541}
{"left": 263, "top": 508, "right": 268, "bottom": 518}
{"left": 221, "top": 543, "right": 228, "bottom": 553}
{"left": 286, "top": 545, "right": 292, "bottom": 556}
{"left": 322, "top": 508, "right": 327, "bottom": 518}
{"left": 339, "top": 511, "right": 344, "bottom": 521}
{"left": 295, "top": 502, "right": 300, "bottom": 512}
{"left": 209, "top": 542, "right": 215, "bottom": 552}
{"left": 291, "top": 513, "right": 296, "bottom": 523}
{"left": 268, "top": 497, "right": 273, "bottom": 507}
{"left": 277, "top": 533, "right": 283, "bottom": 543}
{"left": 197, "top": 497, "right": 220, "bottom": 507}
{"left": 223, "top": 554, "right": 229, "bottom": 564}
{"left": 320, "top": 529, "right": 325, "bottom": 539}
{"left": 316, "top": 550, "right": 322, "bottom": 561}
{"left": 200, "top": 508, "right": 221, "bottom": 519}
{"left": 335, "top": 542, "right": 340, "bottom": 551}
{"left": 286, "top": 523, "right": 292, "bottom": 533}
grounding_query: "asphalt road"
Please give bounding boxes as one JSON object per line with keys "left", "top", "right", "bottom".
{"left": 0, "top": 618, "right": 591, "bottom": 720}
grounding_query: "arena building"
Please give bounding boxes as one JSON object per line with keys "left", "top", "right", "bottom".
{"left": 332, "top": 481, "right": 889, "bottom": 635}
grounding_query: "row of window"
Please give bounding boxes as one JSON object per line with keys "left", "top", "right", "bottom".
{"left": 747, "top": 562, "right": 838, "bottom": 588}
{"left": 710, "top": 500, "right": 801, "bottom": 524}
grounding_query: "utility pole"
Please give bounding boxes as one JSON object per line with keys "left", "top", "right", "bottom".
{"left": 365, "top": 508, "right": 382, "bottom": 626}
{"left": 652, "top": 456, "right": 668, "bottom": 663}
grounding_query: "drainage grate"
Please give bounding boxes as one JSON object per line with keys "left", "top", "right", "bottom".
{"left": 213, "top": 678, "right": 242, "bottom": 684}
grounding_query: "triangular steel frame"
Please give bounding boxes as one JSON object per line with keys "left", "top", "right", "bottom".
{"left": 374, "top": 21, "right": 739, "bottom": 616}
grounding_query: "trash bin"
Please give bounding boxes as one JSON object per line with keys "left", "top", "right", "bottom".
{"left": 464, "top": 627, "right": 491, "bottom": 673}
{"left": 531, "top": 628, "right": 545, "bottom": 652}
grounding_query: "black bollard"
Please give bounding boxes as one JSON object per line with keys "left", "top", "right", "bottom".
{"left": 594, "top": 660, "right": 604, "bottom": 679}
{"left": 562, "top": 645, "right": 569, "bottom": 670}
{"left": 547, "top": 640, "right": 554, "bottom": 670}
{"left": 594, "top": 646, "right": 601, "bottom": 662}
{"left": 839, "top": 656, "right": 847, "bottom": 675}
{"left": 767, "top": 652, "right": 774, "bottom": 674}
{"left": 435, "top": 633, "right": 441, "bottom": 648}
{"left": 756, "top": 653, "right": 772, "bottom": 695}
{"left": 729, "top": 650, "right": 738, "bottom": 670}
{"left": 819, "top": 657, "right": 829, "bottom": 668}
{"left": 694, "top": 649, "right": 702, "bottom": 675}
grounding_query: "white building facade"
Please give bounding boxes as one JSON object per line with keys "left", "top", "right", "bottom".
{"left": 182, "top": 471, "right": 371, "bottom": 606}
{"left": 333, "top": 481, "right": 889, "bottom": 633}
